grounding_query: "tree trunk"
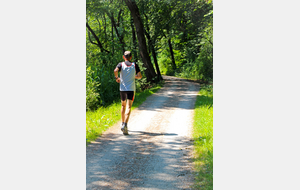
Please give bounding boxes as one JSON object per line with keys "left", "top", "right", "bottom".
{"left": 111, "top": 20, "right": 114, "bottom": 54}
{"left": 144, "top": 26, "right": 162, "bottom": 81}
{"left": 103, "top": 14, "right": 107, "bottom": 42}
{"left": 124, "top": 0, "right": 157, "bottom": 83}
{"left": 168, "top": 38, "right": 176, "bottom": 70}
{"left": 151, "top": 44, "right": 162, "bottom": 80}
{"left": 86, "top": 22, "right": 109, "bottom": 53}
{"left": 109, "top": 12, "right": 125, "bottom": 52}
{"left": 130, "top": 17, "right": 138, "bottom": 62}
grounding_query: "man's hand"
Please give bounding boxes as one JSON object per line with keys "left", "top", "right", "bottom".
{"left": 135, "top": 72, "right": 142, "bottom": 79}
{"left": 116, "top": 78, "right": 120, "bottom": 83}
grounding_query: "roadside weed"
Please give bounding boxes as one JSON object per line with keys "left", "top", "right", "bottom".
{"left": 193, "top": 84, "right": 213, "bottom": 189}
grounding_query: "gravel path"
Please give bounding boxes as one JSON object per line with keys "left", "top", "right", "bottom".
{"left": 86, "top": 76, "right": 200, "bottom": 190}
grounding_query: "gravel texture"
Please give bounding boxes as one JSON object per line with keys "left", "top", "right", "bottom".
{"left": 86, "top": 76, "right": 200, "bottom": 190}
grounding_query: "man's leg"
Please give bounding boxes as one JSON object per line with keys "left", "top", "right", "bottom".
{"left": 121, "top": 100, "right": 128, "bottom": 135}
{"left": 120, "top": 91, "right": 127, "bottom": 127}
{"left": 124, "top": 99, "right": 133, "bottom": 123}
{"left": 124, "top": 91, "right": 134, "bottom": 124}
{"left": 121, "top": 91, "right": 134, "bottom": 135}
{"left": 121, "top": 100, "right": 126, "bottom": 124}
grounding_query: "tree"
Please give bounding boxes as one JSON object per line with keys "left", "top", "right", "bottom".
{"left": 143, "top": 13, "right": 162, "bottom": 81}
{"left": 85, "top": 0, "right": 213, "bottom": 109}
{"left": 124, "top": 0, "right": 158, "bottom": 83}
{"left": 86, "top": 21, "right": 109, "bottom": 53}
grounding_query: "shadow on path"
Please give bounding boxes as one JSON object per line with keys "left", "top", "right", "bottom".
{"left": 86, "top": 75, "right": 198, "bottom": 189}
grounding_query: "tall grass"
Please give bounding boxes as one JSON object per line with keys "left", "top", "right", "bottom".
{"left": 193, "top": 84, "right": 213, "bottom": 189}
{"left": 86, "top": 82, "right": 163, "bottom": 144}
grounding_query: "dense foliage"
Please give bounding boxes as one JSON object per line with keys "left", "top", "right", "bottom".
{"left": 86, "top": 0, "right": 213, "bottom": 110}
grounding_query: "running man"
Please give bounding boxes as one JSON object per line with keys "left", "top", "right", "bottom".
{"left": 114, "top": 51, "right": 142, "bottom": 135}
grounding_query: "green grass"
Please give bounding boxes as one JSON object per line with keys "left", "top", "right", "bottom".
{"left": 86, "top": 82, "right": 164, "bottom": 145}
{"left": 193, "top": 84, "right": 213, "bottom": 190}
{"left": 173, "top": 74, "right": 213, "bottom": 85}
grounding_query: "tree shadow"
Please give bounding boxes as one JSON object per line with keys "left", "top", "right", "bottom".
{"left": 86, "top": 131, "right": 194, "bottom": 189}
{"left": 129, "top": 131, "right": 178, "bottom": 136}
{"left": 135, "top": 78, "right": 201, "bottom": 112}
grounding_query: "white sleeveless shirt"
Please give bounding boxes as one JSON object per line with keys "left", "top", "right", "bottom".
{"left": 120, "top": 62, "right": 136, "bottom": 91}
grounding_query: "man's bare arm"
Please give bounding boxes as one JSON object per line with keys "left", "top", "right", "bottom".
{"left": 114, "top": 67, "right": 120, "bottom": 83}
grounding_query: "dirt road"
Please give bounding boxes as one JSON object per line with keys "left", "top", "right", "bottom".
{"left": 86, "top": 76, "right": 200, "bottom": 189}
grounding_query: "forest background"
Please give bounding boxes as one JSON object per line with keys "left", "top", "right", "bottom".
{"left": 86, "top": 0, "right": 213, "bottom": 111}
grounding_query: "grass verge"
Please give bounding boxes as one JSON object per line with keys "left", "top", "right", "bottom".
{"left": 193, "top": 84, "right": 213, "bottom": 190}
{"left": 174, "top": 74, "right": 213, "bottom": 85}
{"left": 86, "top": 82, "right": 164, "bottom": 145}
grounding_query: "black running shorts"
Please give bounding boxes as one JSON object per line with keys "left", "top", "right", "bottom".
{"left": 120, "top": 91, "right": 135, "bottom": 101}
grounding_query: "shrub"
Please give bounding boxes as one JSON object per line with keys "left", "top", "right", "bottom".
{"left": 86, "top": 66, "right": 100, "bottom": 111}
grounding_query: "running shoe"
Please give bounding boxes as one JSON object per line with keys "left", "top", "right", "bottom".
{"left": 121, "top": 124, "right": 129, "bottom": 135}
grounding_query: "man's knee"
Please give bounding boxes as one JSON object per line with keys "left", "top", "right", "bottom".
{"left": 121, "top": 101, "right": 126, "bottom": 107}
{"left": 126, "top": 100, "right": 132, "bottom": 108}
